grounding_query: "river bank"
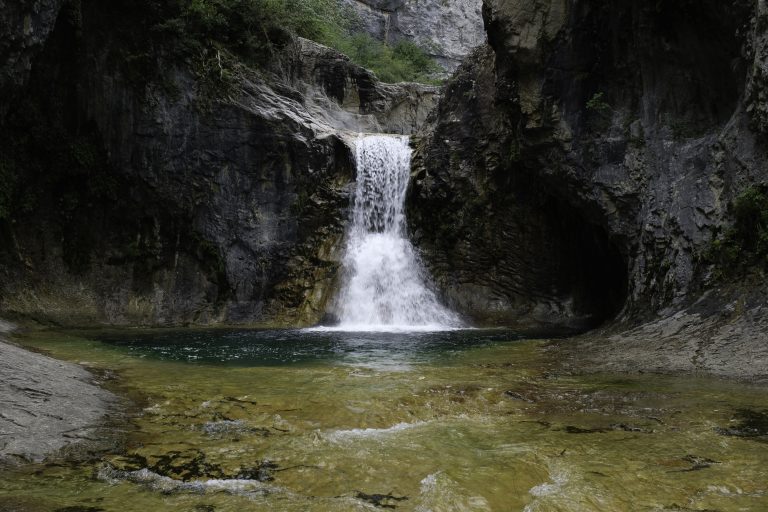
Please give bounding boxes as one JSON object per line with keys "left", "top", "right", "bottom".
{"left": 0, "top": 320, "right": 119, "bottom": 467}
{"left": 552, "top": 287, "right": 768, "bottom": 384}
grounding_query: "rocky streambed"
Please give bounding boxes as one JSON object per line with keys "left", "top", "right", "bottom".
{"left": 0, "top": 327, "right": 767, "bottom": 511}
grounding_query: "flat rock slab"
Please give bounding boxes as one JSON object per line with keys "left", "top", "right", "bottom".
{"left": 0, "top": 326, "right": 117, "bottom": 466}
{"left": 555, "top": 289, "right": 768, "bottom": 383}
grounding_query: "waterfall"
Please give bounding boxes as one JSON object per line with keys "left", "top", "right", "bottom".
{"left": 334, "top": 134, "right": 461, "bottom": 331}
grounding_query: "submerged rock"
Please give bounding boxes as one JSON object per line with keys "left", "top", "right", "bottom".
{"left": 716, "top": 409, "right": 768, "bottom": 440}
{"left": 53, "top": 507, "right": 106, "bottom": 512}
{"left": 236, "top": 460, "right": 279, "bottom": 483}
{"left": 354, "top": 491, "right": 408, "bottom": 509}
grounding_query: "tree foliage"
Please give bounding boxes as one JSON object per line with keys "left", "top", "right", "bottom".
{"left": 124, "top": 0, "right": 439, "bottom": 83}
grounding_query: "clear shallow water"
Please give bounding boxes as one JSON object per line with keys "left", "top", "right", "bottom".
{"left": 89, "top": 328, "right": 522, "bottom": 368}
{"left": 2, "top": 328, "right": 768, "bottom": 512}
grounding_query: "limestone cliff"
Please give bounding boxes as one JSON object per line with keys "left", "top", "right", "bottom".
{"left": 411, "top": 0, "right": 768, "bottom": 376}
{"left": 341, "top": 0, "right": 486, "bottom": 73}
{"left": 0, "top": 0, "right": 437, "bottom": 326}
{"left": 0, "top": 0, "right": 63, "bottom": 111}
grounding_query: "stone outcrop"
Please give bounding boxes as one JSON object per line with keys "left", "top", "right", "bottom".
{"left": 0, "top": 1, "right": 437, "bottom": 327}
{"left": 410, "top": 0, "right": 768, "bottom": 372}
{"left": 342, "top": 0, "right": 486, "bottom": 73}
{"left": 0, "top": 321, "right": 117, "bottom": 466}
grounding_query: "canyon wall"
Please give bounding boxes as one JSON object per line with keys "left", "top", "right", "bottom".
{"left": 0, "top": 0, "right": 437, "bottom": 326}
{"left": 409, "top": 0, "right": 768, "bottom": 374}
{"left": 341, "top": 0, "right": 486, "bottom": 73}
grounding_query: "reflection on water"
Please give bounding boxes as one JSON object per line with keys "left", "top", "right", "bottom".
{"left": 91, "top": 328, "right": 523, "bottom": 370}
{"left": 1, "top": 329, "right": 768, "bottom": 512}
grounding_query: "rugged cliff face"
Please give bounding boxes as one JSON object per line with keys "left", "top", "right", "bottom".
{"left": 0, "top": 0, "right": 63, "bottom": 112}
{"left": 342, "top": 0, "right": 486, "bottom": 73}
{"left": 0, "top": 0, "right": 437, "bottom": 326}
{"left": 411, "top": 0, "right": 768, "bottom": 375}
{"left": 2, "top": 0, "right": 767, "bottom": 378}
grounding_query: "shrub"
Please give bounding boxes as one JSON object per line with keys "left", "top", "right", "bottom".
{"left": 335, "top": 36, "right": 441, "bottom": 83}
{"left": 586, "top": 92, "right": 611, "bottom": 114}
{"left": 135, "top": 0, "right": 439, "bottom": 84}
{"left": 732, "top": 185, "right": 768, "bottom": 254}
{"left": 701, "top": 185, "right": 768, "bottom": 276}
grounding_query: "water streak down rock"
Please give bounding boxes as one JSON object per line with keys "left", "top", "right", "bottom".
{"left": 336, "top": 135, "right": 460, "bottom": 329}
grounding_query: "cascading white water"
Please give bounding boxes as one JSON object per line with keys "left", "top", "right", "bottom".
{"left": 335, "top": 134, "right": 461, "bottom": 331}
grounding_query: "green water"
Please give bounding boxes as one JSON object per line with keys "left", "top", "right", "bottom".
{"left": 1, "top": 328, "right": 767, "bottom": 512}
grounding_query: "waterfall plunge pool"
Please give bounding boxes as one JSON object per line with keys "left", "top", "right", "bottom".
{"left": 2, "top": 328, "right": 768, "bottom": 512}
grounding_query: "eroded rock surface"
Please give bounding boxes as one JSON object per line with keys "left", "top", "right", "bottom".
{"left": 0, "top": 321, "right": 117, "bottom": 466}
{"left": 342, "top": 0, "right": 486, "bottom": 73}
{"left": 0, "top": 3, "right": 437, "bottom": 327}
{"left": 411, "top": 0, "right": 768, "bottom": 374}
{"left": 0, "top": 0, "right": 63, "bottom": 111}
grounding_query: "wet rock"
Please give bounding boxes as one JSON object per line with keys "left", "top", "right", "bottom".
{"left": 663, "top": 506, "right": 721, "bottom": 512}
{"left": 411, "top": 0, "right": 768, "bottom": 378}
{"left": 354, "top": 491, "right": 408, "bottom": 509}
{"left": 563, "top": 423, "right": 652, "bottom": 434}
{"left": 147, "top": 450, "right": 224, "bottom": 481}
{"left": 236, "top": 460, "right": 279, "bottom": 482}
{"left": 201, "top": 420, "right": 271, "bottom": 438}
{"left": 503, "top": 390, "right": 535, "bottom": 403}
{"left": 608, "top": 423, "right": 652, "bottom": 433}
{"left": 716, "top": 409, "right": 768, "bottom": 440}
{"left": 318, "top": 312, "right": 340, "bottom": 326}
{"left": 563, "top": 426, "right": 607, "bottom": 434}
{"left": 0, "top": 337, "right": 117, "bottom": 467}
{"left": 677, "top": 454, "right": 721, "bottom": 472}
{"left": 53, "top": 508, "right": 105, "bottom": 512}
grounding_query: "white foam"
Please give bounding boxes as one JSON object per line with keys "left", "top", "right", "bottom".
{"left": 97, "top": 465, "right": 282, "bottom": 496}
{"left": 325, "top": 421, "right": 427, "bottom": 442}
{"left": 522, "top": 467, "right": 572, "bottom": 512}
{"left": 305, "top": 324, "right": 462, "bottom": 333}
{"left": 333, "top": 135, "right": 463, "bottom": 330}
{"left": 414, "top": 471, "right": 491, "bottom": 512}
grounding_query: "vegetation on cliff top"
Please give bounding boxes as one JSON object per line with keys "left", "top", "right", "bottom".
{"left": 128, "top": 0, "right": 439, "bottom": 84}
{"left": 701, "top": 185, "right": 768, "bottom": 277}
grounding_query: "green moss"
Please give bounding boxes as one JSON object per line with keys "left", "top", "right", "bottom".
{"left": 700, "top": 185, "right": 768, "bottom": 277}
{"left": 586, "top": 92, "right": 611, "bottom": 114}
{"left": 192, "top": 233, "right": 227, "bottom": 277}
{"left": 508, "top": 139, "right": 522, "bottom": 163}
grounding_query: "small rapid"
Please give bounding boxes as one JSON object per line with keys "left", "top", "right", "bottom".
{"left": 334, "top": 134, "right": 461, "bottom": 331}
